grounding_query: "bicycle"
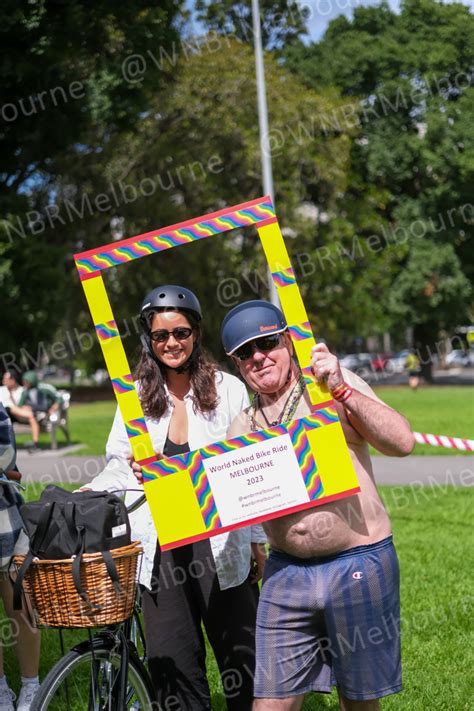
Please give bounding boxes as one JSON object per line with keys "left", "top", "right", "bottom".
{"left": 27, "top": 492, "right": 157, "bottom": 711}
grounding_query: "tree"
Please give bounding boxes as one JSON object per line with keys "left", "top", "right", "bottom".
{"left": 285, "top": 0, "right": 474, "bottom": 366}
{"left": 50, "top": 37, "right": 359, "bottom": 364}
{"left": 195, "top": 0, "right": 308, "bottom": 48}
{"left": 0, "top": 0, "right": 182, "bottom": 193}
{"left": 0, "top": 0, "right": 184, "bottom": 367}
{"left": 389, "top": 238, "right": 471, "bottom": 379}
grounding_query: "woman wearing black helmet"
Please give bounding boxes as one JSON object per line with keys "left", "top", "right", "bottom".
{"left": 136, "top": 285, "right": 218, "bottom": 424}
{"left": 85, "top": 285, "right": 266, "bottom": 711}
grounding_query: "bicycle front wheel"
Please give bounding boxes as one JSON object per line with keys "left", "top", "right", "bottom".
{"left": 33, "top": 640, "right": 156, "bottom": 711}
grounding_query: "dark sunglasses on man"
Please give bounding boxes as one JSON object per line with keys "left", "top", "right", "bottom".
{"left": 233, "top": 333, "right": 282, "bottom": 361}
{"left": 150, "top": 327, "right": 193, "bottom": 343}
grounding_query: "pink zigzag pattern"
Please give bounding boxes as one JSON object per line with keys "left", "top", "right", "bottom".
{"left": 288, "top": 322, "right": 313, "bottom": 341}
{"left": 142, "top": 451, "right": 202, "bottom": 480}
{"left": 111, "top": 374, "right": 134, "bottom": 394}
{"left": 140, "top": 450, "right": 222, "bottom": 529}
{"left": 76, "top": 201, "right": 275, "bottom": 277}
{"left": 200, "top": 489, "right": 222, "bottom": 530}
{"left": 125, "top": 418, "right": 147, "bottom": 438}
{"left": 206, "top": 510, "right": 222, "bottom": 530}
{"left": 190, "top": 462, "right": 222, "bottom": 530}
{"left": 191, "top": 466, "right": 210, "bottom": 503}
{"left": 201, "top": 427, "right": 287, "bottom": 458}
{"left": 271, "top": 267, "right": 296, "bottom": 288}
{"left": 304, "top": 407, "right": 339, "bottom": 428}
{"left": 95, "top": 320, "right": 119, "bottom": 341}
{"left": 301, "top": 365, "right": 315, "bottom": 384}
{"left": 288, "top": 420, "right": 323, "bottom": 500}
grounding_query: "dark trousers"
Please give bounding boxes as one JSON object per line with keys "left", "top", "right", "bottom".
{"left": 142, "top": 539, "right": 258, "bottom": 711}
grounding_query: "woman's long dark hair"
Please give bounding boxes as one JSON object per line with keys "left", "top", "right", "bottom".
{"left": 134, "top": 311, "right": 219, "bottom": 419}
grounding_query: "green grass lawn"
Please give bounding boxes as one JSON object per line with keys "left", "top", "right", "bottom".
{"left": 374, "top": 386, "right": 474, "bottom": 455}
{"left": 17, "top": 384, "right": 470, "bottom": 456}
{"left": 2, "top": 484, "right": 472, "bottom": 709}
{"left": 14, "top": 400, "right": 116, "bottom": 455}
{"left": 68, "top": 400, "right": 117, "bottom": 455}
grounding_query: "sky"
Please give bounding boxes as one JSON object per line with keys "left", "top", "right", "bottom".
{"left": 306, "top": 0, "right": 399, "bottom": 39}
{"left": 304, "top": 0, "right": 474, "bottom": 40}
{"left": 188, "top": 0, "right": 474, "bottom": 42}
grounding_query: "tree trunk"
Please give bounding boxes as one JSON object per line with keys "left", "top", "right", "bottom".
{"left": 414, "top": 324, "right": 437, "bottom": 384}
{"left": 419, "top": 359, "right": 433, "bottom": 383}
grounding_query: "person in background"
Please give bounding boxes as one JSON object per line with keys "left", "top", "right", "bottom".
{"left": 7, "top": 372, "right": 61, "bottom": 453}
{"left": 0, "top": 404, "right": 40, "bottom": 711}
{"left": 83, "top": 285, "right": 267, "bottom": 711}
{"left": 0, "top": 372, "right": 24, "bottom": 417}
{"left": 404, "top": 350, "right": 421, "bottom": 391}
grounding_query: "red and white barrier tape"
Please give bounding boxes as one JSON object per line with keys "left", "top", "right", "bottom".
{"left": 414, "top": 432, "right": 474, "bottom": 452}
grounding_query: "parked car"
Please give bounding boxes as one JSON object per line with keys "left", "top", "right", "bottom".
{"left": 357, "top": 353, "right": 373, "bottom": 367}
{"left": 385, "top": 350, "right": 411, "bottom": 374}
{"left": 339, "top": 353, "right": 373, "bottom": 378}
{"left": 339, "top": 354, "right": 361, "bottom": 371}
{"left": 446, "top": 349, "right": 474, "bottom": 367}
{"left": 370, "top": 353, "right": 393, "bottom": 372}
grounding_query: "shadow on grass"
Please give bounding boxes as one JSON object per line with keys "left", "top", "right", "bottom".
{"left": 210, "top": 688, "right": 339, "bottom": 710}
{"left": 210, "top": 692, "right": 227, "bottom": 709}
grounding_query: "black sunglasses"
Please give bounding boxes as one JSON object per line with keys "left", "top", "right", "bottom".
{"left": 233, "top": 333, "right": 282, "bottom": 361}
{"left": 150, "top": 327, "right": 193, "bottom": 343}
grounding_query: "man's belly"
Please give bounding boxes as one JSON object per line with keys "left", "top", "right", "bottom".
{"left": 264, "top": 494, "right": 392, "bottom": 558}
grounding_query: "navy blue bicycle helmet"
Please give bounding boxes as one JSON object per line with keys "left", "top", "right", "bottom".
{"left": 221, "top": 300, "right": 287, "bottom": 355}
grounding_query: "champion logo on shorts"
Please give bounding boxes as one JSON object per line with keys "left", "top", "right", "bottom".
{"left": 352, "top": 571, "right": 364, "bottom": 580}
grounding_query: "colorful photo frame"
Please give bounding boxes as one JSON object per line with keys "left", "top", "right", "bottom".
{"left": 74, "top": 196, "right": 360, "bottom": 549}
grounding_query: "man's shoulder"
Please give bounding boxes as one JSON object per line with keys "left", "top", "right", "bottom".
{"left": 227, "top": 407, "right": 252, "bottom": 438}
{"left": 38, "top": 382, "right": 58, "bottom": 395}
{"left": 38, "top": 382, "right": 61, "bottom": 404}
{"left": 38, "top": 382, "right": 56, "bottom": 391}
{"left": 342, "top": 367, "right": 385, "bottom": 404}
{"left": 343, "top": 367, "right": 369, "bottom": 391}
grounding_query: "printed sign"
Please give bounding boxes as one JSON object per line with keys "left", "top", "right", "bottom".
{"left": 141, "top": 412, "right": 359, "bottom": 550}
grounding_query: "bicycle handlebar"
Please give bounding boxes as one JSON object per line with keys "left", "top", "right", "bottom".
{"left": 107, "top": 489, "right": 147, "bottom": 514}
{"left": 126, "top": 493, "right": 147, "bottom": 514}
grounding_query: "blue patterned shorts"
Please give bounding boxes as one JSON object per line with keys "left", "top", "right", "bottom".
{"left": 254, "top": 536, "right": 401, "bottom": 701}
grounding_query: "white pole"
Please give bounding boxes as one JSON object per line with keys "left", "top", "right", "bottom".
{"left": 252, "top": 0, "right": 280, "bottom": 307}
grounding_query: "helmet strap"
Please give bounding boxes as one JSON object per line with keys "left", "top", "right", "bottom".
{"left": 140, "top": 333, "right": 156, "bottom": 362}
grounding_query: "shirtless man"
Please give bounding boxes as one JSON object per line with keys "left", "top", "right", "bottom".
{"left": 221, "top": 300, "right": 415, "bottom": 711}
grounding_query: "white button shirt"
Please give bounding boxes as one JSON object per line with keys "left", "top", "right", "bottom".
{"left": 85, "top": 370, "right": 267, "bottom": 590}
{"left": 0, "top": 385, "right": 24, "bottom": 409}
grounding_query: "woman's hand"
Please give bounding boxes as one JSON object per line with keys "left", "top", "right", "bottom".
{"left": 311, "top": 343, "right": 344, "bottom": 392}
{"left": 249, "top": 542, "right": 267, "bottom": 584}
{"left": 129, "top": 451, "right": 164, "bottom": 485}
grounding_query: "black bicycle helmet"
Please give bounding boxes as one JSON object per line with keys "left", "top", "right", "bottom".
{"left": 221, "top": 300, "right": 287, "bottom": 355}
{"left": 139, "top": 285, "right": 202, "bottom": 372}
{"left": 139, "top": 285, "right": 202, "bottom": 330}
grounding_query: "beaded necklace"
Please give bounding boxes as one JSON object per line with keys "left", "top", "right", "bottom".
{"left": 249, "top": 374, "right": 306, "bottom": 432}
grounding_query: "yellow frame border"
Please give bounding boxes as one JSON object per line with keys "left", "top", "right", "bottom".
{"left": 74, "top": 196, "right": 359, "bottom": 546}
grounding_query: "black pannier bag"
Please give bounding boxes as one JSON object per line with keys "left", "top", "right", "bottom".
{"left": 14, "top": 486, "right": 131, "bottom": 610}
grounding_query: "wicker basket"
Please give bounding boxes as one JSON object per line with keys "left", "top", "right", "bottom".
{"left": 14, "top": 542, "right": 142, "bottom": 628}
